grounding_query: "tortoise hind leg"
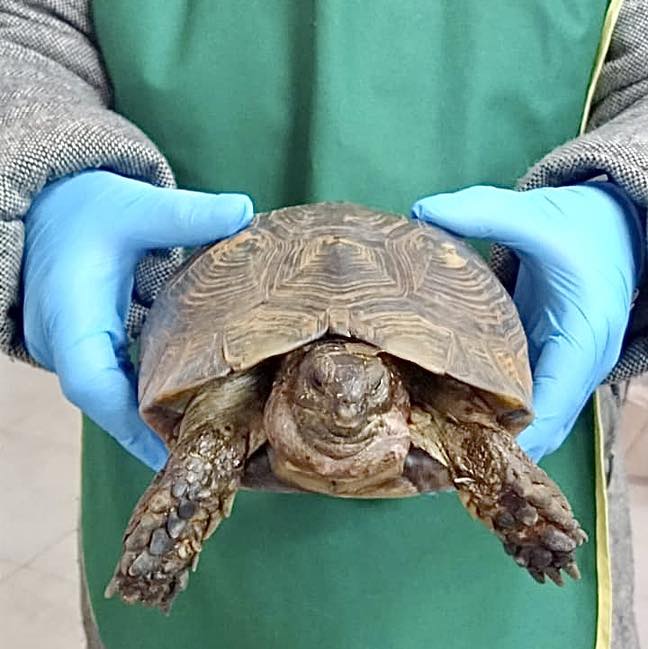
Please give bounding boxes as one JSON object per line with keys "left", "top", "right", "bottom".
{"left": 105, "top": 385, "right": 251, "bottom": 613}
{"left": 433, "top": 419, "right": 587, "bottom": 585}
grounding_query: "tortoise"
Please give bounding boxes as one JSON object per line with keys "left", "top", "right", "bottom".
{"left": 106, "top": 202, "right": 587, "bottom": 612}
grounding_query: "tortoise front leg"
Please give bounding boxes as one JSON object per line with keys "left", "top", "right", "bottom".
{"left": 438, "top": 420, "right": 588, "bottom": 585}
{"left": 105, "top": 386, "right": 250, "bottom": 613}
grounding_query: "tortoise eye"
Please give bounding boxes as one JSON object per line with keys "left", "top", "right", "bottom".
{"left": 372, "top": 376, "right": 384, "bottom": 392}
{"left": 371, "top": 372, "right": 387, "bottom": 392}
{"left": 311, "top": 366, "right": 327, "bottom": 389}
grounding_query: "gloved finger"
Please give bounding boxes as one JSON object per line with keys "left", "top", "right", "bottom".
{"left": 515, "top": 334, "right": 595, "bottom": 462}
{"left": 411, "top": 187, "right": 550, "bottom": 256}
{"left": 53, "top": 331, "right": 168, "bottom": 471}
{"left": 124, "top": 187, "right": 254, "bottom": 251}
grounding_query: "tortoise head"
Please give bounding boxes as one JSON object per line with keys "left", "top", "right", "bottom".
{"left": 264, "top": 340, "right": 412, "bottom": 495}
{"left": 295, "top": 341, "right": 393, "bottom": 437}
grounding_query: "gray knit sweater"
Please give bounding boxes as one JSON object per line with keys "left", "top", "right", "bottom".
{"left": 2, "top": 0, "right": 648, "bottom": 385}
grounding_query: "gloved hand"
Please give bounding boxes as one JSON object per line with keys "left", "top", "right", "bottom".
{"left": 412, "top": 183, "right": 643, "bottom": 461}
{"left": 23, "top": 170, "right": 253, "bottom": 471}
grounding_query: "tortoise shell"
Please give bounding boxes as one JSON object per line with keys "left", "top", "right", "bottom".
{"left": 138, "top": 202, "right": 532, "bottom": 440}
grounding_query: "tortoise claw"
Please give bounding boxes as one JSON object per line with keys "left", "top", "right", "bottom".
{"left": 545, "top": 567, "right": 564, "bottom": 586}
{"left": 527, "top": 568, "right": 545, "bottom": 584}
{"left": 443, "top": 422, "right": 587, "bottom": 586}
{"left": 106, "top": 425, "right": 246, "bottom": 612}
{"left": 527, "top": 559, "right": 580, "bottom": 587}
{"left": 492, "top": 494, "right": 586, "bottom": 586}
{"left": 565, "top": 562, "right": 581, "bottom": 581}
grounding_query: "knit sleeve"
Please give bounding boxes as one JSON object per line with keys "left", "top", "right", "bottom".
{"left": 0, "top": 0, "right": 181, "bottom": 362}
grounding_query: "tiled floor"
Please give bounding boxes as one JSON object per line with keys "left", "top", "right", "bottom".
{"left": 0, "top": 355, "right": 83, "bottom": 649}
{"left": 620, "top": 379, "right": 648, "bottom": 647}
{"left": 0, "top": 353, "right": 646, "bottom": 648}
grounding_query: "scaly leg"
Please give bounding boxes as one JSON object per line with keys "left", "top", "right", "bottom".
{"left": 105, "top": 386, "right": 250, "bottom": 613}
{"left": 437, "top": 420, "right": 587, "bottom": 585}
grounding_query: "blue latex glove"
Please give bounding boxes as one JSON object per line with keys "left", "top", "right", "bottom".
{"left": 412, "top": 183, "right": 643, "bottom": 461}
{"left": 23, "top": 170, "right": 253, "bottom": 471}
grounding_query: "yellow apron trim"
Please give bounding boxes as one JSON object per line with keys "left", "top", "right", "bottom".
{"left": 593, "top": 391, "right": 613, "bottom": 649}
{"left": 579, "top": 0, "right": 624, "bottom": 133}
{"left": 581, "top": 3, "right": 622, "bottom": 646}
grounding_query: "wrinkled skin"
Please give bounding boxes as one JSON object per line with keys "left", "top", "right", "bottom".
{"left": 107, "top": 339, "right": 586, "bottom": 612}
{"left": 264, "top": 341, "right": 413, "bottom": 495}
{"left": 294, "top": 342, "right": 395, "bottom": 435}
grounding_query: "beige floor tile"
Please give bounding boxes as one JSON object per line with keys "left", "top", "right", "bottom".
{"left": 0, "top": 355, "right": 63, "bottom": 429}
{"left": 0, "top": 347, "right": 81, "bottom": 449}
{"left": 0, "top": 354, "right": 84, "bottom": 647}
{"left": 636, "top": 596, "right": 648, "bottom": 649}
{"left": 29, "top": 530, "right": 79, "bottom": 584}
{"left": 629, "top": 483, "right": 648, "bottom": 588}
{"left": 626, "top": 430, "right": 648, "bottom": 480}
{"left": 0, "top": 566, "right": 83, "bottom": 649}
{"left": 0, "top": 559, "right": 19, "bottom": 582}
{"left": 629, "top": 482, "right": 648, "bottom": 648}
{"left": 0, "top": 425, "right": 80, "bottom": 565}
{"left": 627, "top": 382, "right": 648, "bottom": 410}
{"left": 619, "top": 401, "right": 648, "bottom": 456}
{"left": 2, "top": 388, "right": 80, "bottom": 452}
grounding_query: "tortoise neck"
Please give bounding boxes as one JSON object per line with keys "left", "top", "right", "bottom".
{"left": 178, "top": 369, "right": 271, "bottom": 444}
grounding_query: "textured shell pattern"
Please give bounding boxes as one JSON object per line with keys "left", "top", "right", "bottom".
{"left": 138, "top": 203, "right": 532, "bottom": 442}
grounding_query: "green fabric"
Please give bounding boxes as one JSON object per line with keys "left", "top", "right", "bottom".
{"left": 83, "top": 410, "right": 599, "bottom": 649}
{"left": 86, "top": 1, "right": 610, "bottom": 648}
{"left": 92, "top": 0, "right": 607, "bottom": 213}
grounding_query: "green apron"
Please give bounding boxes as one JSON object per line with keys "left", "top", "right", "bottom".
{"left": 84, "top": 1, "right": 615, "bottom": 647}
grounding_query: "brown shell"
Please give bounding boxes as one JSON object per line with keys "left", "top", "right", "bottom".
{"left": 138, "top": 202, "right": 532, "bottom": 440}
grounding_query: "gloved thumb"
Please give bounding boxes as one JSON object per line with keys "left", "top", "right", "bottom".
{"left": 123, "top": 184, "right": 254, "bottom": 251}
{"left": 411, "top": 186, "right": 548, "bottom": 255}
